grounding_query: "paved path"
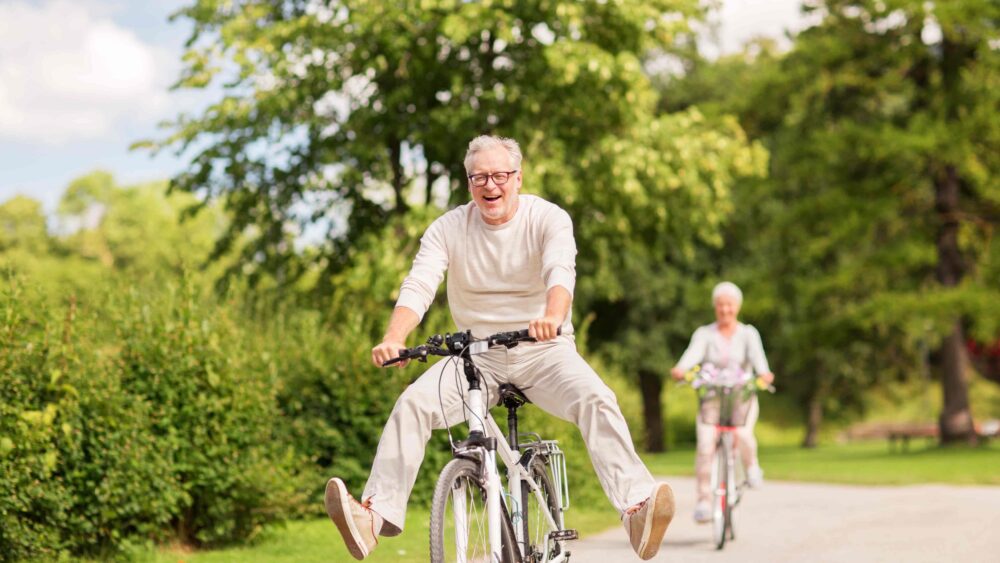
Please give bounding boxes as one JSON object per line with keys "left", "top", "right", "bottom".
{"left": 568, "top": 476, "right": 1000, "bottom": 562}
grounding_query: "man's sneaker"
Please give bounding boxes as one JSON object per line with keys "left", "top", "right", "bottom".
{"left": 325, "top": 478, "right": 383, "bottom": 560}
{"left": 747, "top": 464, "right": 764, "bottom": 488}
{"left": 622, "top": 482, "right": 675, "bottom": 560}
{"left": 693, "top": 500, "right": 712, "bottom": 524}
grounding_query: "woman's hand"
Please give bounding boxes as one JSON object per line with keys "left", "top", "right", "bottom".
{"left": 670, "top": 366, "right": 685, "bottom": 381}
{"left": 759, "top": 371, "right": 775, "bottom": 384}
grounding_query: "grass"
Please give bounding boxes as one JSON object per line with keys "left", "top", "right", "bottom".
{"left": 137, "top": 372, "right": 1000, "bottom": 562}
{"left": 135, "top": 503, "right": 619, "bottom": 563}
{"left": 138, "top": 441, "right": 1000, "bottom": 563}
{"left": 642, "top": 440, "right": 1000, "bottom": 486}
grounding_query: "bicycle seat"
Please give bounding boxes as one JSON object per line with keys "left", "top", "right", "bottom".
{"left": 499, "top": 384, "right": 531, "bottom": 409}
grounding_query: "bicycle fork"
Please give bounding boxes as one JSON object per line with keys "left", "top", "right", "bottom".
{"left": 459, "top": 359, "right": 504, "bottom": 562}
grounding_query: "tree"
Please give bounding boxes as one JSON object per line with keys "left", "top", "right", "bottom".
{"left": 144, "top": 0, "right": 703, "bottom": 293}
{"left": 565, "top": 110, "right": 767, "bottom": 451}
{"left": 57, "top": 171, "right": 226, "bottom": 278}
{"left": 667, "top": 0, "right": 999, "bottom": 445}
{"left": 147, "top": 1, "right": 783, "bottom": 451}
{"left": 0, "top": 196, "right": 49, "bottom": 255}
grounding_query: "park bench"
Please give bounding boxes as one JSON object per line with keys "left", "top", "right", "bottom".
{"left": 842, "top": 422, "right": 938, "bottom": 451}
{"left": 844, "top": 420, "right": 999, "bottom": 450}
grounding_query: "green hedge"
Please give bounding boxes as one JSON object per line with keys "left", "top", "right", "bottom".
{"left": 0, "top": 283, "right": 76, "bottom": 559}
{"left": 0, "top": 277, "right": 305, "bottom": 559}
{"left": 112, "top": 281, "right": 304, "bottom": 546}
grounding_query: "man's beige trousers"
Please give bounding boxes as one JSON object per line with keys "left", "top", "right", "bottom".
{"left": 361, "top": 336, "right": 655, "bottom": 532}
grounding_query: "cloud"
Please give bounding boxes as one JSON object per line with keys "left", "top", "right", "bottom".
{"left": 701, "top": 0, "right": 810, "bottom": 58}
{"left": 0, "top": 0, "right": 175, "bottom": 144}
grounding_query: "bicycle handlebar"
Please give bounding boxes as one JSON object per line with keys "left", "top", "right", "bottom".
{"left": 678, "top": 364, "right": 776, "bottom": 393}
{"left": 382, "top": 328, "right": 561, "bottom": 367}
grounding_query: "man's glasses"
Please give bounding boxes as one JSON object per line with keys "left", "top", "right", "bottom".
{"left": 467, "top": 170, "right": 518, "bottom": 188}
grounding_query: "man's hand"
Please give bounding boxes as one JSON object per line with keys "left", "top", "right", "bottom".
{"left": 670, "top": 366, "right": 685, "bottom": 381}
{"left": 528, "top": 316, "right": 561, "bottom": 342}
{"left": 372, "top": 307, "right": 420, "bottom": 368}
{"left": 372, "top": 340, "right": 408, "bottom": 368}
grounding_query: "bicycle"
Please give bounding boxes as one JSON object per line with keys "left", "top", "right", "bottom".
{"left": 681, "top": 364, "right": 773, "bottom": 550}
{"left": 385, "top": 328, "right": 577, "bottom": 563}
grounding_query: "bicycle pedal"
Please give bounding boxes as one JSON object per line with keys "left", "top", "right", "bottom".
{"left": 549, "top": 529, "right": 579, "bottom": 541}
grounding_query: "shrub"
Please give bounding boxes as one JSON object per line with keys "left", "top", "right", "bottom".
{"left": 0, "top": 274, "right": 308, "bottom": 559}
{"left": 113, "top": 279, "right": 305, "bottom": 546}
{"left": 0, "top": 282, "right": 74, "bottom": 559}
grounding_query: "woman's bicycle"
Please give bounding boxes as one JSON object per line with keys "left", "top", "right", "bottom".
{"left": 385, "top": 329, "right": 577, "bottom": 563}
{"left": 681, "top": 364, "right": 773, "bottom": 550}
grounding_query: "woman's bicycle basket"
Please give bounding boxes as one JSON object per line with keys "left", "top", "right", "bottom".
{"left": 698, "top": 387, "right": 753, "bottom": 426}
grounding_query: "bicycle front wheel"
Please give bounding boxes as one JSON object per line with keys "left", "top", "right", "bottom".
{"left": 521, "top": 458, "right": 562, "bottom": 562}
{"left": 430, "top": 458, "right": 518, "bottom": 563}
{"left": 711, "top": 441, "right": 728, "bottom": 550}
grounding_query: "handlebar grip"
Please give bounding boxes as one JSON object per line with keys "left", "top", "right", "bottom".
{"left": 492, "top": 327, "right": 562, "bottom": 345}
{"left": 382, "top": 345, "right": 420, "bottom": 367}
{"left": 522, "top": 327, "right": 563, "bottom": 341}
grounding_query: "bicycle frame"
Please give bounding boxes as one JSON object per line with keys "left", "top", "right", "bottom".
{"left": 452, "top": 355, "right": 570, "bottom": 563}
{"left": 713, "top": 427, "right": 745, "bottom": 501}
{"left": 679, "top": 364, "right": 773, "bottom": 550}
{"left": 390, "top": 330, "right": 573, "bottom": 563}
{"left": 711, "top": 387, "right": 749, "bottom": 495}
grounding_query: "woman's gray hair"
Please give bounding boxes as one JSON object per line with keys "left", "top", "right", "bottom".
{"left": 464, "top": 135, "right": 523, "bottom": 173}
{"left": 712, "top": 281, "right": 743, "bottom": 306}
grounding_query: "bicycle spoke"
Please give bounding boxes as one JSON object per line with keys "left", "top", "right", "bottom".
{"left": 433, "top": 459, "right": 513, "bottom": 563}
{"left": 523, "top": 460, "right": 562, "bottom": 562}
{"left": 441, "top": 476, "right": 488, "bottom": 561}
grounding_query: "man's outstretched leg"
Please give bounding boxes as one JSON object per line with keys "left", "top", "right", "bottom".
{"left": 324, "top": 356, "right": 501, "bottom": 559}
{"left": 515, "top": 338, "right": 675, "bottom": 559}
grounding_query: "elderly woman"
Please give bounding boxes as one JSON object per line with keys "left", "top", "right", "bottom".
{"left": 670, "top": 281, "right": 775, "bottom": 524}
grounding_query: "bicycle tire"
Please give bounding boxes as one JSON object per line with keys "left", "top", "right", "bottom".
{"left": 726, "top": 450, "right": 736, "bottom": 542}
{"left": 521, "top": 458, "right": 563, "bottom": 562}
{"left": 430, "top": 458, "right": 519, "bottom": 563}
{"left": 730, "top": 457, "right": 746, "bottom": 541}
{"left": 711, "top": 440, "right": 728, "bottom": 550}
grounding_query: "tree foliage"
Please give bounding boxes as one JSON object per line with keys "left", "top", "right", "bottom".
{"left": 144, "top": 0, "right": 703, "bottom": 292}
{"left": 663, "top": 0, "right": 1000, "bottom": 444}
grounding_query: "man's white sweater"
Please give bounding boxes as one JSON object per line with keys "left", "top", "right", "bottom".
{"left": 395, "top": 194, "right": 577, "bottom": 338}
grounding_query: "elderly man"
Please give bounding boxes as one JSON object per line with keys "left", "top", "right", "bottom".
{"left": 324, "top": 135, "right": 674, "bottom": 560}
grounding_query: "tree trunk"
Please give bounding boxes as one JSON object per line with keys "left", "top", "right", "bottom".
{"left": 637, "top": 369, "right": 665, "bottom": 452}
{"left": 802, "top": 387, "right": 823, "bottom": 449}
{"left": 934, "top": 164, "right": 976, "bottom": 444}
{"left": 389, "top": 139, "right": 408, "bottom": 214}
{"left": 426, "top": 172, "right": 440, "bottom": 206}
{"left": 938, "top": 322, "right": 976, "bottom": 443}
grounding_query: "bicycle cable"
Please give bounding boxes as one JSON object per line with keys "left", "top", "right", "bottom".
{"left": 439, "top": 346, "right": 495, "bottom": 449}
{"left": 458, "top": 347, "right": 491, "bottom": 436}
{"left": 438, "top": 355, "right": 462, "bottom": 450}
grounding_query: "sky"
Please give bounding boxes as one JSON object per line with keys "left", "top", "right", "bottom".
{"left": 0, "top": 0, "right": 808, "bottom": 213}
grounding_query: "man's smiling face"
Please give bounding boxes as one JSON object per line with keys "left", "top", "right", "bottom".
{"left": 467, "top": 146, "right": 521, "bottom": 225}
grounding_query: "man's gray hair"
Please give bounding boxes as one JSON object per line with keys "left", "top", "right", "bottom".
{"left": 712, "top": 281, "right": 743, "bottom": 306}
{"left": 464, "top": 135, "right": 523, "bottom": 173}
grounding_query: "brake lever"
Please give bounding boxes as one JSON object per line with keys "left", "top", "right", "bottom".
{"left": 382, "top": 345, "right": 430, "bottom": 367}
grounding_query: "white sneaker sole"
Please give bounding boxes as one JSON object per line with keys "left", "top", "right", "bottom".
{"left": 325, "top": 478, "right": 370, "bottom": 560}
{"left": 639, "top": 483, "right": 676, "bottom": 559}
